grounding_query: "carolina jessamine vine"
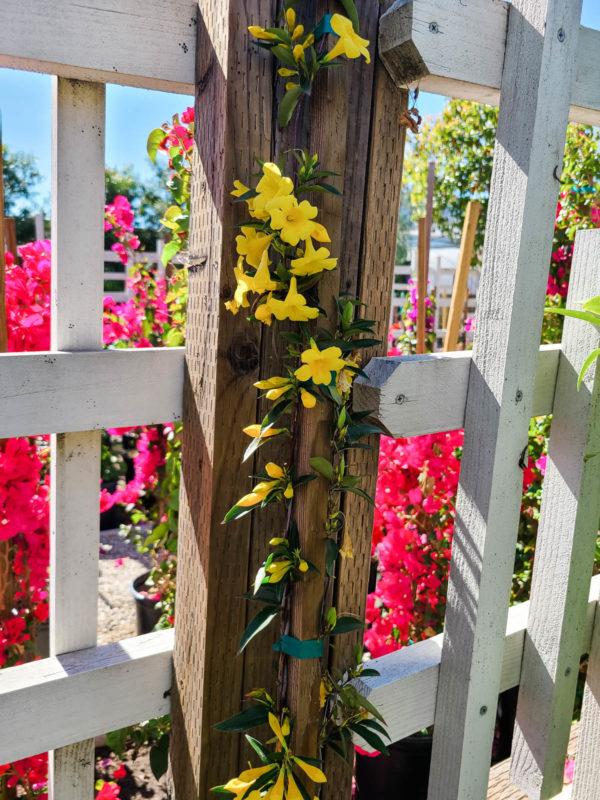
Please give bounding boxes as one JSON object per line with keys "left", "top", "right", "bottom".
{"left": 212, "top": 6, "right": 389, "bottom": 800}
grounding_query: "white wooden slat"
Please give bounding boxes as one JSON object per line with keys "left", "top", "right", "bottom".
{"left": 0, "top": 630, "right": 173, "bottom": 764}
{"left": 353, "top": 575, "right": 600, "bottom": 748}
{"left": 510, "top": 230, "right": 600, "bottom": 799}
{"left": 424, "top": 1, "right": 583, "bottom": 797}
{"left": 0, "top": 348, "right": 184, "bottom": 438}
{"left": 354, "top": 344, "right": 559, "bottom": 438}
{"left": 0, "top": 0, "right": 195, "bottom": 94}
{"left": 379, "top": 0, "right": 600, "bottom": 126}
{"left": 50, "top": 76, "right": 106, "bottom": 800}
{"left": 572, "top": 601, "right": 600, "bottom": 800}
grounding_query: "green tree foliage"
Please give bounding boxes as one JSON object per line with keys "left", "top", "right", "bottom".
{"left": 405, "top": 99, "right": 600, "bottom": 268}
{"left": 2, "top": 145, "right": 42, "bottom": 216}
{"left": 105, "top": 165, "right": 168, "bottom": 237}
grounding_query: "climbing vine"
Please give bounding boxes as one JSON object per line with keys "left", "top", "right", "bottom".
{"left": 212, "top": 5, "right": 389, "bottom": 799}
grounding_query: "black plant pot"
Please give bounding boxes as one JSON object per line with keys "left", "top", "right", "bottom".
{"left": 355, "top": 734, "right": 433, "bottom": 800}
{"left": 130, "top": 572, "right": 162, "bottom": 635}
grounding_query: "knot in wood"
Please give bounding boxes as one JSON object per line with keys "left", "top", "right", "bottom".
{"left": 229, "top": 337, "right": 259, "bottom": 375}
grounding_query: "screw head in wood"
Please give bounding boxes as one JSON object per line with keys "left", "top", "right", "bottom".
{"left": 480, "top": 705, "right": 487, "bottom": 715}
{"left": 395, "top": 394, "right": 406, "bottom": 405}
{"left": 565, "top": 667, "right": 571, "bottom": 676}
{"left": 429, "top": 21, "right": 439, "bottom": 33}
{"left": 557, "top": 27, "right": 566, "bottom": 42}
{"left": 515, "top": 389, "right": 523, "bottom": 403}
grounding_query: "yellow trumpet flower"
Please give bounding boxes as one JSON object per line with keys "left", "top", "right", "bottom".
{"left": 268, "top": 277, "right": 319, "bottom": 322}
{"left": 235, "top": 227, "right": 273, "bottom": 268}
{"left": 253, "top": 162, "right": 294, "bottom": 220}
{"left": 290, "top": 236, "right": 337, "bottom": 276}
{"left": 242, "top": 424, "right": 283, "bottom": 439}
{"left": 269, "top": 196, "right": 318, "bottom": 246}
{"left": 323, "top": 14, "right": 370, "bottom": 63}
{"left": 248, "top": 251, "right": 278, "bottom": 295}
{"left": 248, "top": 25, "right": 278, "bottom": 40}
{"left": 295, "top": 339, "right": 346, "bottom": 385}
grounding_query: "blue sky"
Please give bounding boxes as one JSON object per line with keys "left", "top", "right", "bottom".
{"left": 1, "top": 0, "right": 599, "bottom": 214}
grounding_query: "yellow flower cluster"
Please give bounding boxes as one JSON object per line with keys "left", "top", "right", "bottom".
{"left": 236, "top": 462, "right": 293, "bottom": 508}
{"left": 222, "top": 713, "right": 326, "bottom": 800}
{"left": 227, "top": 162, "right": 337, "bottom": 321}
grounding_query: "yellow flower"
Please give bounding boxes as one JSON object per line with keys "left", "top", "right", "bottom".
{"left": 248, "top": 25, "right": 278, "bottom": 40}
{"left": 319, "top": 680, "right": 328, "bottom": 708}
{"left": 337, "top": 354, "right": 360, "bottom": 393}
{"left": 253, "top": 162, "right": 294, "bottom": 220}
{"left": 242, "top": 424, "right": 283, "bottom": 438}
{"left": 269, "top": 769, "right": 285, "bottom": 800}
{"left": 269, "top": 196, "right": 319, "bottom": 246}
{"left": 324, "top": 14, "right": 370, "bottom": 63}
{"left": 290, "top": 236, "right": 337, "bottom": 276}
{"left": 284, "top": 483, "right": 294, "bottom": 499}
{"left": 287, "top": 773, "right": 305, "bottom": 800}
{"left": 303, "top": 33, "right": 315, "bottom": 48}
{"left": 223, "top": 765, "right": 276, "bottom": 798}
{"left": 300, "top": 389, "right": 316, "bottom": 408}
{"left": 293, "top": 44, "right": 304, "bottom": 61}
{"left": 295, "top": 339, "right": 346, "bottom": 385}
{"left": 254, "top": 376, "right": 291, "bottom": 390}
{"left": 267, "top": 560, "right": 292, "bottom": 583}
{"left": 292, "top": 24, "right": 304, "bottom": 41}
{"left": 266, "top": 462, "right": 285, "bottom": 480}
{"left": 226, "top": 258, "right": 252, "bottom": 314}
{"left": 268, "top": 277, "right": 319, "bottom": 322}
{"left": 269, "top": 537, "right": 285, "bottom": 545}
{"left": 278, "top": 67, "right": 297, "bottom": 77}
{"left": 292, "top": 757, "right": 327, "bottom": 783}
{"left": 236, "top": 227, "right": 273, "bottom": 268}
{"left": 266, "top": 383, "right": 291, "bottom": 400}
{"left": 237, "top": 479, "right": 279, "bottom": 507}
{"left": 255, "top": 297, "right": 274, "bottom": 326}
{"left": 285, "top": 8, "right": 295, "bottom": 29}
{"left": 285, "top": 81, "right": 299, "bottom": 91}
{"left": 311, "top": 222, "right": 330, "bottom": 242}
{"left": 248, "top": 251, "right": 278, "bottom": 295}
{"left": 231, "top": 179, "right": 259, "bottom": 218}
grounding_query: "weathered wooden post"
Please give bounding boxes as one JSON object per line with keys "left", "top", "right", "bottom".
{"left": 168, "top": 1, "right": 408, "bottom": 797}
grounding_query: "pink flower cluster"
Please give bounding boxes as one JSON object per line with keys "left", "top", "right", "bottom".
{"left": 105, "top": 195, "right": 140, "bottom": 265}
{"left": 5, "top": 241, "right": 51, "bottom": 351}
{"left": 0, "top": 754, "right": 48, "bottom": 798}
{"left": 158, "top": 106, "right": 194, "bottom": 160}
{"left": 103, "top": 268, "right": 169, "bottom": 348}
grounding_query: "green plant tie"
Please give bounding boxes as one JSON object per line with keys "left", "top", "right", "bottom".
{"left": 273, "top": 634, "right": 323, "bottom": 659}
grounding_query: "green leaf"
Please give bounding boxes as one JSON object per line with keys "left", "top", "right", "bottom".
{"left": 339, "top": 486, "right": 375, "bottom": 506}
{"left": 358, "top": 718, "right": 389, "bottom": 738}
{"left": 106, "top": 728, "right": 128, "bottom": 756}
{"left": 582, "top": 295, "right": 600, "bottom": 316}
{"left": 338, "top": 0, "right": 359, "bottom": 31}
{"left": 326, "top": 606, "right": 337, "bottom": 629}
{"left": 341, "top": 474, "right": 361, "bottom": 488}
{"left": 346, "top": 423, "right": 382, "bottom": 441}
{"left": 337, "top": 406, "right": 347, "bottom": 430}
{"left": 245, "top": 735, "right": 271, "bottom": 765}
{"left": 238, "top": 606, "right": 281, "bottom": 654}
{"left": 310, "top": 456, "right": 334, "bottom": 480}
{"left": 577, "top": 347, "right": 600, "bottom": 390}
{"left": 350, "top": 723, "right": 389, "bottom": 755}
{"left": 147, "top": 128, "right": 165, "bottom": 164}
{"left": 326, "top": 538, "right": 339, "bottom": 577}
{"left": 331, "top": 615, "right": 363, "bottom": 635}
{"left": 344, "top": 686, "right": 385, "bottom": 723}
{"left": 358, "top": 668, "right": 381, "bottom": 678}
{"left": 161, "top": 239, "right": 182, "bottom": 267}
{"left": 150, "top": 733, "right": 170, "bottom": 780}
{"left": 262, "top": 398, "right": 292, "bottom": 428}
{"left": 546, "top": 307, "right": 600, "bottom": 327}
{"left": 279, "top": 85, "right": 303, "bottom": 128}
{"left": 224, "top": 504, "right": 253, "bottom": 523}
{"left": 210, "top": 787, "right": 236, "bottom": 798}
{"left": 214, "top": 704, "right": 270, "bottom": 732}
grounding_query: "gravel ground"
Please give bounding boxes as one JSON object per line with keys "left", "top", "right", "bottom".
{"left": 96, "top": 529, "right": 168, "bottom": 799}
{"left": 98, "top": 527, "right": 151, "bottom": 645}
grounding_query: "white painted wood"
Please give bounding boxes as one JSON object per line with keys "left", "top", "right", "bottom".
{"left": 353, "top": 344, "right": 559, "bottom": 437}
{"left": 0, "top": 0, "right": 195, "bottom": 94}
{"left": 379, "top": 0, "right": 600, "bottom": 126}
{"left": 0, "top": 630, "right": 173, "bottom": 764}
{"left": 50, "top": 77, "right": 106, "bottom": 800}
{"left": 49, "top": 741, "right": 95, "bottom": 798}
{"left": 0, "top": 348, "right": 184, "bottom": 438}
{"left": 353, "top": 575, "right": 600, "bottom": 749}
{"left": 572, "top": 601, "right": 600, "bottom": 800}
{"left": 510, "top": 230, "right": 600, "bottom": 799}
{"left": 425, "top": 1, "right": 583, "bottom": 797}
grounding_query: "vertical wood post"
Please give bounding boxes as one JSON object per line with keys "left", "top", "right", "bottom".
{"left": 510, "top": 228, "right": 600, "bottom": 799}
{"left": 48, "top": 77, "right": 105, "bottom": 800}
{"left": 427, "top": 1, "right": 583, "bottom": 798}
{"left": 416, "top": 216, "right": 428, "bottom": 354}
{"left": 443, "top": 200, "right": 480, "bottom": 352}
{"left": 167, "top": 2, "right": 275, "bottom": 796}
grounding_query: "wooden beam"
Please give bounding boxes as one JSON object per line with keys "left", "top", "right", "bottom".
{"left": 49, "top": 76, "right": 106, "bottom": 800}
{"left": 425, "top": 0, "right": 583, "bottom": 796}
{"left": 444, "top": 200, "right": 480, "bottom": 352}
{"left": 510, "top": 230, "right": 600, "bottom": 798}
{"left": 167, "top": 1, "right": 274, "bottom": 796}
{"left": 379, "top": 0, "right": 600, "bottom": 127}
{"left": 0, "top": 630, "right": 173, "bottom": 764}
{"left": 0, "top": 0, "right": 196, "bottom": 93}
{"left": 0, "top": 348, "right": 184, "bottom": 438}
{"left": 354, "top": 574, "right": 600, "bottom": 748}
{"left": 353, "top": 344, "right": 560, "bottom": 438}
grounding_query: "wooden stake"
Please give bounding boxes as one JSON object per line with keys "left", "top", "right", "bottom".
{"left": 416, "top": 216, "right": 428, "bottom": 354}
{"left": 425, "top": 159, "right": 435, "bottom": 256}
{"left": 443, "top": 199, "right": 480, "bottom": 351}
